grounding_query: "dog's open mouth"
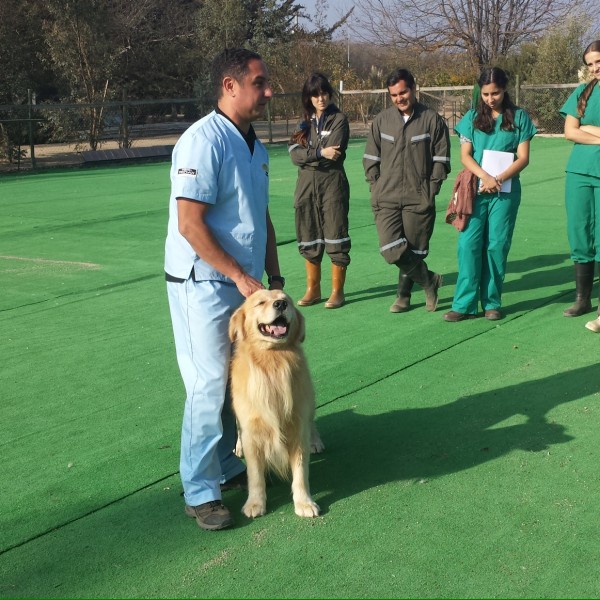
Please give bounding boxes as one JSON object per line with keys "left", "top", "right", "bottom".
{"left": 258, "top": 316, "right": 289, "bottom": 339}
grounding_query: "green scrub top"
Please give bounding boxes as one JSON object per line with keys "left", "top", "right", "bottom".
{"left": 560, "top": 83, "right": 600, "bottom": 178}
{"left": 454, "top": 108, "right": 538, "bottom": 178}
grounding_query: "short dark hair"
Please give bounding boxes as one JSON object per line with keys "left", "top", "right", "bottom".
{"left": 385, "top": 68, "right": 415, "bottom": 89}
{"left": 301, "top": 72, "right": 335, "bottom": 119}
{"left": 210, "top": 48, "right": 263, "bottom": 100}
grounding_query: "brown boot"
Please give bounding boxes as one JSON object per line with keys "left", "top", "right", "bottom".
{"left": 402, "top": 258, "right": 442, "bottom": 312}
{"left": 325, "top": 264, "right": 347, "bottom": 309}
{"left": 390, "top": 271, "right": 414, "bottom": 313}
{"left": 297, "top": 261, "right": 321, "bottom": 306}
{"left": 563, "top": 262, "right": 594, "bottom": 317}
{"left": 424, "top": 272, "right": 443, "bottom": 312}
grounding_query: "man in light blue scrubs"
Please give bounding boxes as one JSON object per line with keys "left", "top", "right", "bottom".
{"left": 164, "top": 48, "right": 284, "bottom": 531}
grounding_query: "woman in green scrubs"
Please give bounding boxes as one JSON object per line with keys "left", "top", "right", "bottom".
{"left": 444, "top": 67, "right": 537, "bottom": 322}
{"left": 559, "top": 40, "right": 600, "bottom": 333}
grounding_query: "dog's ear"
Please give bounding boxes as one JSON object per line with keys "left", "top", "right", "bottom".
{"left": 229, "top": 304, "right": 246, "bottom": 343}
{"left": 294, "top": 305, "right": 306, "bottom": 344}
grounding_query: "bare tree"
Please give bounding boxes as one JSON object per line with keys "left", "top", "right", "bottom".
{"left": 349, "top": 0, "right": 582, "bottom": 68}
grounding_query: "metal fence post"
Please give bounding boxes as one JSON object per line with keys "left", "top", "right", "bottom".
{"left": 28, "top": 89, "right": 36, "bottom": 169}
{"left": 121, "top": 89, "right": 130, "bottom": 149}
{"left": 267, "top": 101, "right": 273, "bottom": 144}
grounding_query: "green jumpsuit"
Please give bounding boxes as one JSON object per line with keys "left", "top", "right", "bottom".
{"left": 288, "top": 104, "right": 351, "bottom": 267}
{"left": 452, "top": 108, "right": 537, "bottom": 315}
{"left": 363, "top": 103, "right": 451, "bottom": 265}
{"left": 559, "top": 83, "right": 600, "bottom": 263}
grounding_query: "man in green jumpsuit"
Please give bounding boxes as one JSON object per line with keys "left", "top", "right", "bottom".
{"left": 363, "top": 68, "right": 451, "bottom": 313}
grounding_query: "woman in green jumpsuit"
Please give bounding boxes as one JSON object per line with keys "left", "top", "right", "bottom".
{"left": 444, "top": 67, "right": 537, "bottom": 322}
{"left": 559, "top": 40, "right": 600, "bottom": 333}
{"left": 288, "top": 73, "right": 351, "bottom": 309}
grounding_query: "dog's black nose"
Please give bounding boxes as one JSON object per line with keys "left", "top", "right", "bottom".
{"left": 273, "top": 299, "right": 287, "bottom": 311}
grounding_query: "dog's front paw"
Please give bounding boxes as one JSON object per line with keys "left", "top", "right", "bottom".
{"left": 294, "top": 499, "right": 320, "bottom": 518}
{"left": 242, "top": 499, "right": 267, "bottom": 518}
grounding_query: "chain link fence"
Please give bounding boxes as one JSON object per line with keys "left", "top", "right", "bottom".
{"left": 0, "top": 83, "right": 579, "bottom": 171}
{"left": 518, "top": 84, "right": 579, "bottom": 134}
{"left": 338, "top": 86, "right": 475, "bottom": 132}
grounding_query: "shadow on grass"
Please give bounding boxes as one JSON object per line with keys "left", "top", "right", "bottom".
{"left": 2, "top": 366, "right": 596, "bottom": 596}
{"left": 506, "top": 253, "right": 569, "bottom": 276}
{"left": 341, "top": 253, "right": 574, "bottom": 309}
{"left": 308, "top": 363, "right": 598, "bottom": 514}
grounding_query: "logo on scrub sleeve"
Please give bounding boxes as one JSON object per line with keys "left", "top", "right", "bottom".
{"left": 177, "top": 168, "right": 197, "bottom": 177}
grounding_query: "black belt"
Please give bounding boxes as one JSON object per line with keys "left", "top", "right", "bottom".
{"left": 165, "top": 268, "right": 196, "bottom": 283}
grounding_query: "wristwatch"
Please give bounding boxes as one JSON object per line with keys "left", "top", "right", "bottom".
{"left": 267, "top": 274, "right": 286, "bottom": 288}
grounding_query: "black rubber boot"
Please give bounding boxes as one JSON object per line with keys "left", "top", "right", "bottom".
{"left": 563, "top": 262, "right": 594, "bottom": 317}
{"left": 390, "top": 270, "right": 415, "bottom": 313}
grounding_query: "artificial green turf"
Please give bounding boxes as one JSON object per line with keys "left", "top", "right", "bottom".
{"left": 1, "top": 137, "right": 600, "bottom": 598}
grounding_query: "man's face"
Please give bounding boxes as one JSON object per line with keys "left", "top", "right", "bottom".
{"left": 388, "top": 80, "right": 416, "bottom": 116}
{"left": 231, "top": 59, "right": 273, "bottom": 123}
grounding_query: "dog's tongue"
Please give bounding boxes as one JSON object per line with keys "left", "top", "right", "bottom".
{"left": 269, "top": 324, "right": 287, "bottom": 336}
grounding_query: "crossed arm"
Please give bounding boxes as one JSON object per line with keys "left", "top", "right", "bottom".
{"left": 564, "top": 115, "right": 600, "bottom": 144}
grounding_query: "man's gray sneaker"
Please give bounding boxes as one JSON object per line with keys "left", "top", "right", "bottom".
{"left": 185, "top": 501, "right": 234, "bottom": 531}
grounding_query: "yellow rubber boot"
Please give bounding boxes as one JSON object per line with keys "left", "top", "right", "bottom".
{"left": 297, "top": 261, "right": 321, "bottom": 306}
{"left": 325, "top": 264, "right": 347, "bottom": 309}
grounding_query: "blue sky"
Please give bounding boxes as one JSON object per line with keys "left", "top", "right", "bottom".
{"left": 298, "top": 0, "right": 351, "bottom": 28}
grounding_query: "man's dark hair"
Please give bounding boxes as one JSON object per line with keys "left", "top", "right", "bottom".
{"left": 385, "top": 68, "right": 416, "bottom": 89}
{"left": 210, "top": 48, "right": 263, "bottom": 101}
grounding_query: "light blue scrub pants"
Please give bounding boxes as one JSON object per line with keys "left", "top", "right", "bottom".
{"left": 167, "top": 278, "right": 246, "bottom": 508}
{"left": 451, "top": 188, "right": 521, "bottom": 315}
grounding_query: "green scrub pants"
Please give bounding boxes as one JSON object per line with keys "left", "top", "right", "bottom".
{"left": 565, "top": 172, "right": 600, "bottom": 263}
{"left": 451, "top": 190, "right": 521, "bottom": 314}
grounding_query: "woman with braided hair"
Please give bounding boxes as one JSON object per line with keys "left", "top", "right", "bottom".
{"left": 560, "top": 40, "right": 600, "bottom": 332}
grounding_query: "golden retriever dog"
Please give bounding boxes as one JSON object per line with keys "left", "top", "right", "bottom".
{"left": 228, "top": 289, "right": 323, "bottom": 518}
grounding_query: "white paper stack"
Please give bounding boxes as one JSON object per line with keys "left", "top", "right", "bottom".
{"left": 481, "top": 149, "right": 514, "bottom": 192}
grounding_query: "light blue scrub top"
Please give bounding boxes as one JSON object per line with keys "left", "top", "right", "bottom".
{"left": 164, "top": 111, "right": 270, "bottom": 282}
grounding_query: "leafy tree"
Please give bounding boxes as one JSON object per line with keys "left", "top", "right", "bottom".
{"left": 516, "top": 20, "right": 591, "bottom": 133}
{"left": 33, "top": 0, "right": 201, "bottom": 148}
{"left": 0, "top": 0, "right": 48, "bottom": 160}
{"left": 193, "top": 0, "right": 352, "bottom": 100}
{"left": 527, "top": 20, "right": 589, "bottom": 84}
